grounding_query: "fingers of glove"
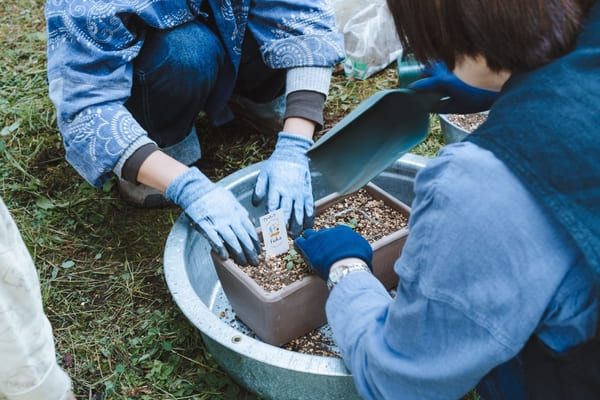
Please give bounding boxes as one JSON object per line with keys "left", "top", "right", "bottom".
{"left": 222, "top": 211, "right": 264, "bottom": 266}
{"left": 293, "top": 235, "right": 323, "bottom": 277}
{"left": 237, "top": 218, "right": 261, "bottom": 266}
{"left": 295, "top": 226, "right": 373, "bottom": 271}
{"left": 212, "top": 219, "right": 260, "bottom": 266}
{"left": 410, "top": 62, "right": 465, "bottom": 95}
{"left": 293, "top": 228, "right": 325, "bottom": 265}
{"left": 302, "top": 194, "right": 317, "bottom": 230}
{"left": 300, "top": 228, "right": 317, "bottom": 239}
{"left": 278, "top": 195, "right": 295, "bottom": 231}
{"left": 288, "top": 209, "right": 303, "bottom": 239}
{"left": 435, "top": 89, "right": 499, "bottom": 114}
{"left": 303, "top": 209, "right": 315, "bottom": 231}
{"left": 218, "top": 225, "right": 249, "bottom": 266}
{"left": 266, "top": 184, "right": 282, "bottom": 214}
{"left": 187, "top": 187, "right": 259, "bottom": 265}
{"left": 225, "top": 242, "right": 249, "bottom": 266}
{"left": 192, "top": 219, "right": 229, "bottom": 260}
{"left": 409, "top": 75, "right": 442, "bottom": 92}
{"left": 241, "top": 216, "right": 262, "bottom": 256}
{"left": 288, "top": 194, "right": 312, "bottom": 238}
{"left": 240, "top": 239, "right": 260, "bottom": 266}
{"left": 252, "top": 170, "right": 268, "bottom": 206}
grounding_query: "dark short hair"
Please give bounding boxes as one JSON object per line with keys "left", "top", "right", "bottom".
{"left": 387, "top": 0, "right": 596, "bottom": 71}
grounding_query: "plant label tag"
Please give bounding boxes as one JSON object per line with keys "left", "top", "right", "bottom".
{"left": 259, "top": 209, "right": 289, "bottom": 257}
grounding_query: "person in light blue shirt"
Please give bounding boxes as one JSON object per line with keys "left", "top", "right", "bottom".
{"left": 295, "top": 0, "right": 600, "bottom": 399}
{"left": 44, "top": 0, "right": 345, "bottom": 266}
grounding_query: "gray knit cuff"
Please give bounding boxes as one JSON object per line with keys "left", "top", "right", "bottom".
{"left": 113, "top": 135, "right": 156, "bottom": 180}
{"left": 286, "top": 67, "right": 333, "bottom": 99}
{"left": 284, "top": 91, "right": 326, "bottom": 128}
{"left": 121, "top": 143, "right": 160, "bottom": 183}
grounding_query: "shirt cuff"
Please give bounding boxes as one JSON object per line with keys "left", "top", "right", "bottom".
{"left": 284, "top": 91, "right": 326, "bottom": 128}
{"left": 112, "top": 135, "right": 157, "bottom": 180}
{"left": 286, "top": 67, "right": 332, "bottom": 98}
{"left": 6, "top": 362, "right": 72, "bottom": 400}
{"left": 121, "top": 143, "right": 161, "bottom": 183}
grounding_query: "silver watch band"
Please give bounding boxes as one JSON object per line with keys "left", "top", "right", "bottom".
{"left": 327, "top": 262, "right": 371, "bottom": 290}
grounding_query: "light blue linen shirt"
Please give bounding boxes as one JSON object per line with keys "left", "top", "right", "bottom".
{"left": 327, "top": 142, "right": 598, "bottom": 400}
{"left": 45, "top": 0, "right": 344, "bottom": 187}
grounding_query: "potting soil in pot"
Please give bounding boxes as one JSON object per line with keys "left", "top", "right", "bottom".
{"left": 447, "top": 112, "right": 488, "bottom": 132}
{"left": 227, "top": 187, "right": 408, "bottom": 354}
{"left": 238, "top": 188, "right": 408, "bottom": 293}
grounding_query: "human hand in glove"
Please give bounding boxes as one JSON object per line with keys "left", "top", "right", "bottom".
{"left": 294, "top": 225, "right": 373, "bottom": 281}
{"left": 252, "top": 132, "right": 314, "bottom": 238}
{"left": 166, "top": 167, "right": 262, "bottom": 266}
{"left": 409, "top": 61, "right": 499, "bottom": 114}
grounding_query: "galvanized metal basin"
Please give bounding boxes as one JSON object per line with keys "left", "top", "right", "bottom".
{"left": 164, "top": 153, "right": 428, "bottom": 400}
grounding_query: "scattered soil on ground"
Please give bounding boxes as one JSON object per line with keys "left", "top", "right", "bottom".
{"left": 282, "top": 327, "right": 340, "bottom": 357}
{"left": 447, "top": 112, "right": 488, "bottom": 132}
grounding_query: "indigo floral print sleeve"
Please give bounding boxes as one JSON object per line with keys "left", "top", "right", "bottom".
{"left": 45, "top": 0, "right": 344, "bottom": 187}
{"left": 248, "top": 0, "right": 345, "bottom": 69}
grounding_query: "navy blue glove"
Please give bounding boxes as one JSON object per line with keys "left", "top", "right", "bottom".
{"left": 294, "top": 226, "right": 373, "bottom": 281}
{"left": 409, "top": 62, "right": 499, "bottom": 114}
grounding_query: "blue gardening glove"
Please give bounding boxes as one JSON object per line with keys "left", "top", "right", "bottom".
{"left": 166, "top": 167, "right": 262, "bottom": 266}
{"left": 294, "top": 226, "right": 373, "bottom": 281}
{"left": 409, "top": 62, "right": 499, "bottom": 114}
{"left": 252, "top": 132, "right": 314, "bottom": 238}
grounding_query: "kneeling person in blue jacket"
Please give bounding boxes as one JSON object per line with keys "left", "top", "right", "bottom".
{"left": 45, "top": 0, "right": 345, "bottom": 266}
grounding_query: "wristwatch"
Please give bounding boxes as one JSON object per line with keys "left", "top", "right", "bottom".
{"left": 327, "top": 262, "right": 371, "bottom": 290}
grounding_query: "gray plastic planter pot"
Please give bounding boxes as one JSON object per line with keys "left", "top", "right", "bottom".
{"left": 211, "top": 182, "right": 411, "bottom": 346}
{"left": 439, "top": 112, "right": 489, "bottom": 143}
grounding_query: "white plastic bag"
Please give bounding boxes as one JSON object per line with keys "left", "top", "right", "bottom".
{"left": 332, "top": 0, "right": 403, "bottom": 80}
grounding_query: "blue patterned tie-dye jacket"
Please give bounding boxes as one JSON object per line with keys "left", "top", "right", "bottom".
{"left": 45, "top": 0, "right": 345, "bottom": 187}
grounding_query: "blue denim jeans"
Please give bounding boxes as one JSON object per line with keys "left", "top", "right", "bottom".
{"left": 125, "top": 20, "right": 224, "bottom": 148}
{"left": 476, "top": 356, "right": 529, "bottom": 400}
{"left": 476, "top": 334, "right": 600, "bottom": 400}
{"left": 125, "top": 20, "right": 285, "bottom": 149}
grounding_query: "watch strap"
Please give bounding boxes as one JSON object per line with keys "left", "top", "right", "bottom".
{"left": 327, "top": 262, "right": 371, "bottom": 290}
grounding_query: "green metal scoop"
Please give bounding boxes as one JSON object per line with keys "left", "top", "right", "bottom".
{"left": 308, "top": 89, "right": 441, "bottom": 194}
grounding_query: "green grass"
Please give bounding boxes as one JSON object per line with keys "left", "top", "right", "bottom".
{"left": 1, "top": 1, "right": 447, "bottom": 399}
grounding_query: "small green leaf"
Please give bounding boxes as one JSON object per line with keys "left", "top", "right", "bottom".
{"left": 102, "top": 179, "right": 115, "bottom": 193}
{"left": 61, "top": 260, "right": 75, "bottom": 269}
{"left": 286, "top": 261, "right": 294, "bottom": 270}
{"left": 36, "top": 197, "right": 55, "bottom": 210}
{"left": 100, "top": 347, "right": 112, "bottom": 357}
{"left": 162, "top": 341, "right": 172, "bottom": 351}
{"left": 0, "top": 121, "right": 20, "bottom": 136}
{"left": 115, "top": 364, "right": 125, "bottom": 373}
{"left": 26, "top": 31, "right": 47, "bottom": 42}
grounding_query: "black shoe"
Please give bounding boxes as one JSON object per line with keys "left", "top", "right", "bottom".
{"left": 117, "top": 179, "right": 174, "bottom": 209}
{"left": 228, "top": 94, "right": 285, "bottom": 135}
